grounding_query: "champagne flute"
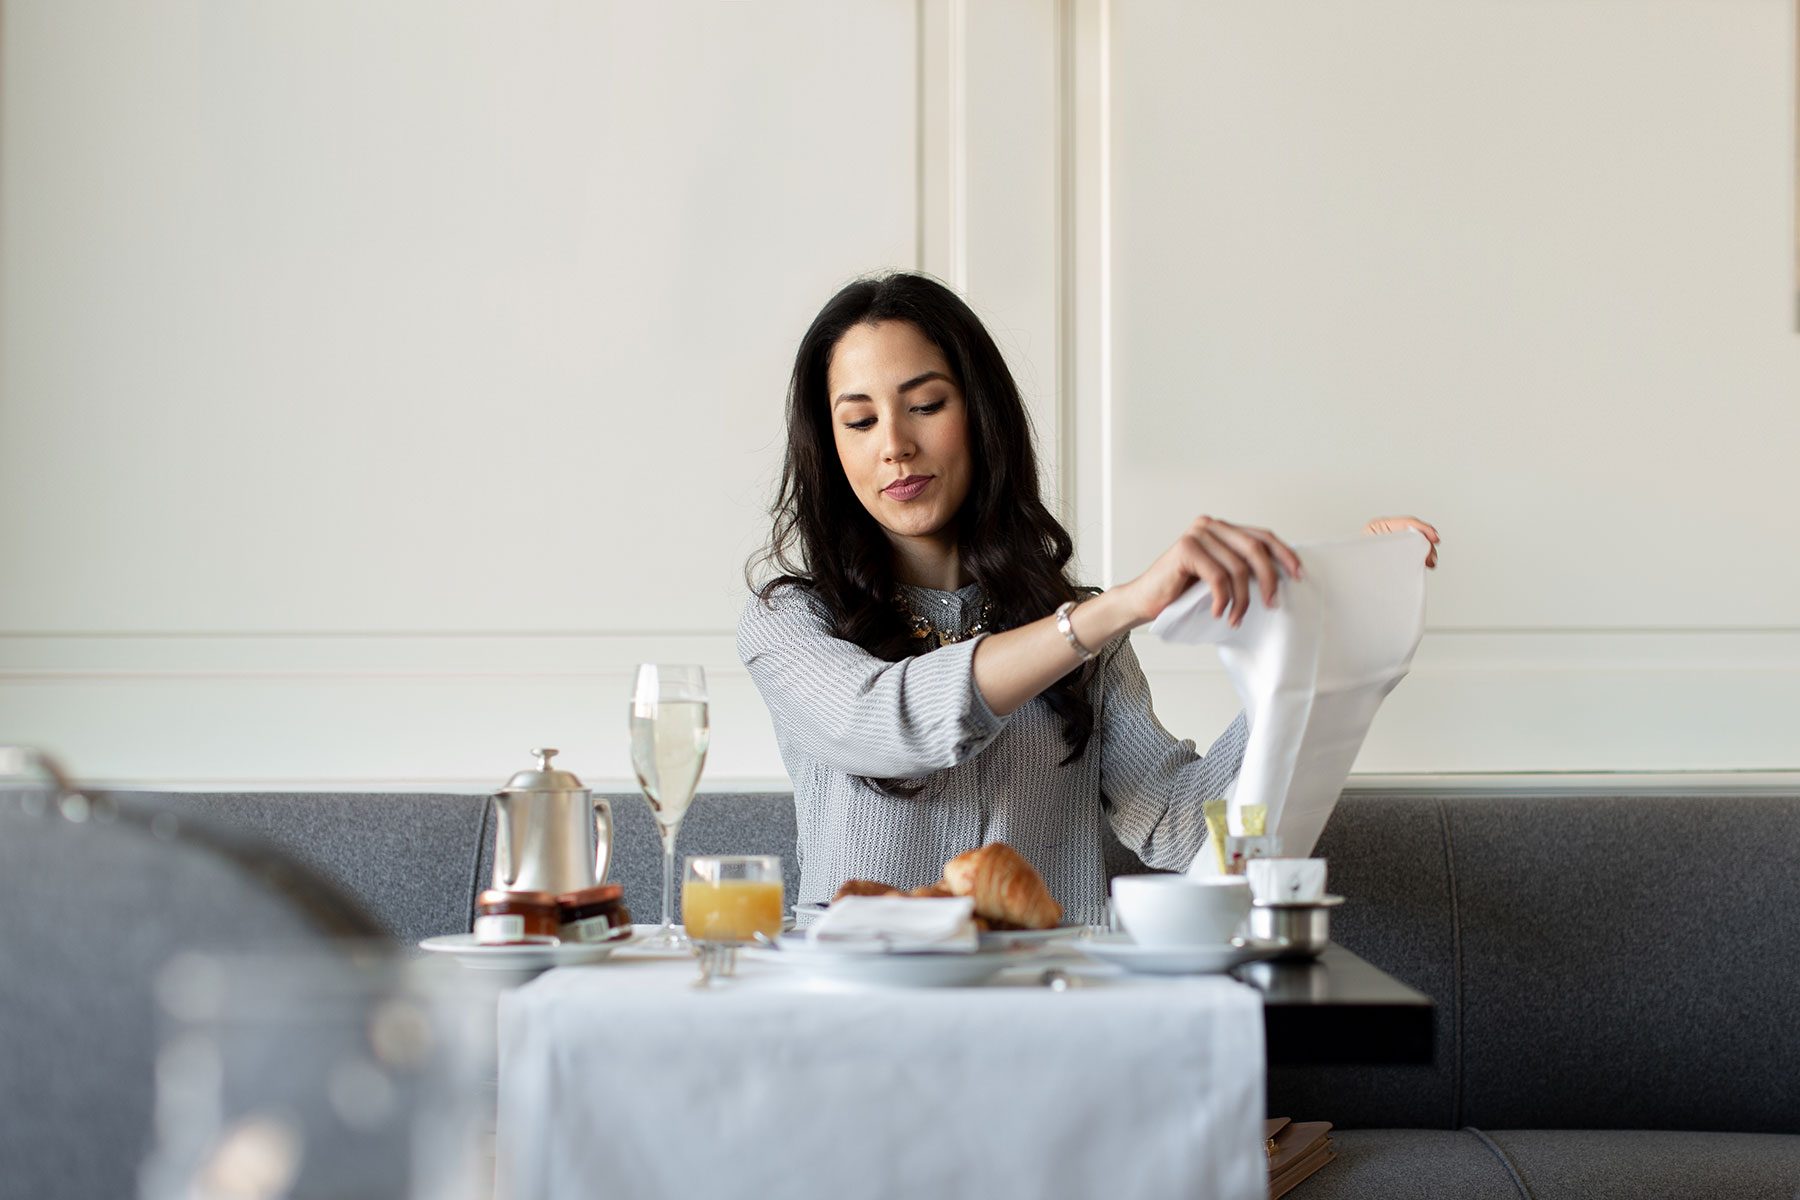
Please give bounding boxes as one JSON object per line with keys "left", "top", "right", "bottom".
{"left": 629, "top": 663, "right": 710, "bottom": 951}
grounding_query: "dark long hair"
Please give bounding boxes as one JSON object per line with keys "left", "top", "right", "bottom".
{"left": 749, "top": 272, "right": 1095, "bottom": 763}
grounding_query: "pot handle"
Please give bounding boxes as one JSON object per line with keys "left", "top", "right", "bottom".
{"left": 493, "top": 794, "right": 517, "bottom": 887}
{"left": 592, "top": 796, "right": 613, "bottom": 883}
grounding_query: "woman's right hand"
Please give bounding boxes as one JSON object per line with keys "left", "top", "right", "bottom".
{"left": 1117, "top": 516, "right": 1304, "bottom": 629}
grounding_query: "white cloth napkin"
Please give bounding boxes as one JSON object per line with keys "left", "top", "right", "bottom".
{"left": 1150, "top": 529, "right": 1429, "bottom": 863}
{"left": 806, "top": 895, "right": 979, "bottom": 952}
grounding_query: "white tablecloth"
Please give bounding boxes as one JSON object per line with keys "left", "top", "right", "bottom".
{"left": 497, "top": 948, "right": 1266, "bottom": 1200}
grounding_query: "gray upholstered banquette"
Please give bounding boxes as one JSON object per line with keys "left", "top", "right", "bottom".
{"left": 9, "top": 787, "right": 1799, "bottom": 1199}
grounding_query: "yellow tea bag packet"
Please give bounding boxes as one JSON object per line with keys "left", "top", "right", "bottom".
{"left": 1203, "top": 799, "right": 1230, "bottom": 873}
{"left": 1238, "top": 803, "right": 1268, "bottom": 837}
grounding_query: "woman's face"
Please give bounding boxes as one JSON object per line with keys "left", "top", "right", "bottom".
{"left": 826, "top": 320, "right": 972, "bottom": 549}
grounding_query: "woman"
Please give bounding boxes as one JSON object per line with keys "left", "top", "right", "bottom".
{"left": 739, "top": 272, "right": 1437, "bottom": 925}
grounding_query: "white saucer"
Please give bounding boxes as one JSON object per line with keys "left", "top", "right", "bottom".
{"left": 1075, "top": 934, "right": 1285, "bottom": 976}
{"left": 418, "top": 930, "right": 634, "bottom": 971}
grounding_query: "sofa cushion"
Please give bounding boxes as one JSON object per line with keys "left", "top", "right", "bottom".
{"left": 111, "top": 791, "right": 494, "bottom": 945}
{"left": 1289, "top": 1129, "right": 1521, "bottom": 1199}
{"left": 1490, "top": 1129, "right": 1800, "bottom": 1200}
{"left": 1449, "top": 795, "right": 1800, "bottom": 1133}
{"left": 1302, "top": 1128, "right": 1800, "bottom": 1200}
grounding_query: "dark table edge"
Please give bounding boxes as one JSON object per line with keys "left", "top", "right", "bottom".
{"left": 1242, "top": 943, "right": 1436, "bottom": 1066}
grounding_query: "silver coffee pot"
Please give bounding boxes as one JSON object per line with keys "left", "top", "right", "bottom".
{"left": 491, "top": 748, "right": 613, "bottom": 895}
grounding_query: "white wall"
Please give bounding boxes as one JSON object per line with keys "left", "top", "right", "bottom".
{"left": 2, "top": 0, "right": 1796, "bottom": 791}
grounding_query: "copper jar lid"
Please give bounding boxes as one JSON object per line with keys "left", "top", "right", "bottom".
{"left": 555, "top": 883, "right": 623, "bottom": 909}
{"left": 477, "top": 889, "right": 559, "bottom": 911}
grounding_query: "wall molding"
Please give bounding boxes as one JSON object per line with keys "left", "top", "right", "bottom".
{"left": 7, "top": 627, "right": 1797, "bottom": 680}
{"left": 5, "top": 629, "right": 1795, "bottom": 786}
{"left": 915, "top": 0, "right": 965, "bottom": 285}
{"left": 39, "top": 770, "right": 1800, "bottom": 797}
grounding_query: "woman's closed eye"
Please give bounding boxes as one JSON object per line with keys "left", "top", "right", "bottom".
{"left": 841, "top": 399, "right": 948, "bottom": 432}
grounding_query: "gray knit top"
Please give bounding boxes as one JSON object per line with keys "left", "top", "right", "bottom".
{"left": 737, "top": 581, "right": 1249, "bottom": 926}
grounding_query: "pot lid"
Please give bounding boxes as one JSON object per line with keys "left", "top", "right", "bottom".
{"left": 501, "top": 748, "right": 586, "bottom": 794}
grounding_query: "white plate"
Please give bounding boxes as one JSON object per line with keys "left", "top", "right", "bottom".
{"left": 793, "top": 903, "right": 1085, "bottom": 950}
{"left": 977, "top": 926, "right": 1089, "bottom": 950}
{"left": 743, "top": 936, "right": 1045, "bottom": 988}
{"left": 1075, "top": 934, "right": 1284, "bottom": 976}
{"left": 418, "top": 930, "right": 634, "bottom": 971}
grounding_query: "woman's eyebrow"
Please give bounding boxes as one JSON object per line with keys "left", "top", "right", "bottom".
{"left": 832, "top": 371, "right": 952, "bottom": 409}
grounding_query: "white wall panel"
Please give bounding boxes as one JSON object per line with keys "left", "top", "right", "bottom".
{"left": 1, "top": 1, "right": 914, "bottom": 635}
{"left": 1106, "top": 0, "right": 1800, "bottom": 628}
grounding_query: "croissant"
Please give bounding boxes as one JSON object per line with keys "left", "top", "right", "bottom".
{"left": 942, "top": 843, "right": 1062, "bottom": 930}
{"left": 909, "top": 881, "right": 955, "bottom": 899}
{"left": 832, "top": 879, "right": 904, "bottom": 902}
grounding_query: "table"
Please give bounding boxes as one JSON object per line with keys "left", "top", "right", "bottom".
{"left": 1241, "top": 943, "right": 1435, "bottom": 1066}
{"left": 497, "top": 943, "right": 1271, "bottom": 1200}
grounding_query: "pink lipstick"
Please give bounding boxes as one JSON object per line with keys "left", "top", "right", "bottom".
{"left": 883, "top": 475, "right": 934, "bottom": 501}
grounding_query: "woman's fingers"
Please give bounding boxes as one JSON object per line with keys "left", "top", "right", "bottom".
{"left": 1209, "top": 525, "right": 1281, "bottom": 611}
{"left": 1193, "top": 528, "right": 1253, "bottom": 626}
{"left": 1364, "top": 515, "right": 1440, "bottom": 568}
{"left": 1242, "top": 525, "right": 1304, "bottom": 581}
{"left": 1184, "top": 543, "right": 1230, "bottom": 620}
{"left": 1138, "top": 516, "right": 1303, "bottom": 628}
{"left": 1176, "top": 531, "right": 1232, "bottom": 620}
{"left": 1180, "top": 516, "right": 1305, "bottom": 624}
{"left": 1365, "top": 515, "right": 1439, "bottom": 542}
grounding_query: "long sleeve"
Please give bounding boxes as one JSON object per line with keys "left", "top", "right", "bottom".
{"left": 736, "top": 586, "right": 1009, "bottom": 780}
{"left": 1094, "top": 635, "right": 1249, "bottom": 871}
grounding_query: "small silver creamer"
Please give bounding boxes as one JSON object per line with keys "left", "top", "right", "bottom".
{"left": 491, "top": 748, "right": 612, "bottom": 895}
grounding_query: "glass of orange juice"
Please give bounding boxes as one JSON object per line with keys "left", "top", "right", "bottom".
{"left": 682, "top": 855, "right": 783, "bottom": 984}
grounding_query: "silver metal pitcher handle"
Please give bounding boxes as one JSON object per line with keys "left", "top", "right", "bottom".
{"left": 493, "top": 794, "right": 518, "bottom": 887}
{"left": 592, "top": 796, "right": 613, "bottom": 884}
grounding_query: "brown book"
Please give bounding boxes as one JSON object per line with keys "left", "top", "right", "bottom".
{"left": 1270, "top": 1140, "right": 1334, "bottom": 1198}
{"left": 1264, "top": 1119, "right": 1335, "bottom": 1199}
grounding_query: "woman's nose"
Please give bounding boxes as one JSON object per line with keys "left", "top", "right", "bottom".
{"left": 881, "top": 427, "right": 916, "bottom": 463}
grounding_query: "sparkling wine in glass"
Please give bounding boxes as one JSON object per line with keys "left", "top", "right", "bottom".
{"left": 629, "top": 663, "right": 710, "bottom": 950}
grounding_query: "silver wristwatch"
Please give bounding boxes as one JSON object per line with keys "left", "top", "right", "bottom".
{"left": 1054, "top": 600, "right": 1096, "bottom": 662}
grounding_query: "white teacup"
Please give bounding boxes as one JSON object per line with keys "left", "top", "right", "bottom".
{"left": 1110, "top": 874, "right": 1252, "bottom": 947}
{"left": 1246, "top": 858, "right": 1328, "bottom": 904}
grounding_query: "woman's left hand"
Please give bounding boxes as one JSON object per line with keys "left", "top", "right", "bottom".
{"left": 1363, "top": 515, "right": 1440, "bottom": 568}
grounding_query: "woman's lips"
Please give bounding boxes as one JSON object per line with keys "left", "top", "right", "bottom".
{"left": 883, "top": 475, "right": 934, "bottom": 501}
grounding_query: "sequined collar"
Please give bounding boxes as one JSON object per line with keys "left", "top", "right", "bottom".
{"left": 897, "top": 584, "right": 993, "bottom": 650}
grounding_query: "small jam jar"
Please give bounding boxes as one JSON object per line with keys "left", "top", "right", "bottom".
{"left": 557, "top": 883, "right": 630, "bottom": 943}
{"left": 474, "top": 889, "right": 560, "bottom": 945}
